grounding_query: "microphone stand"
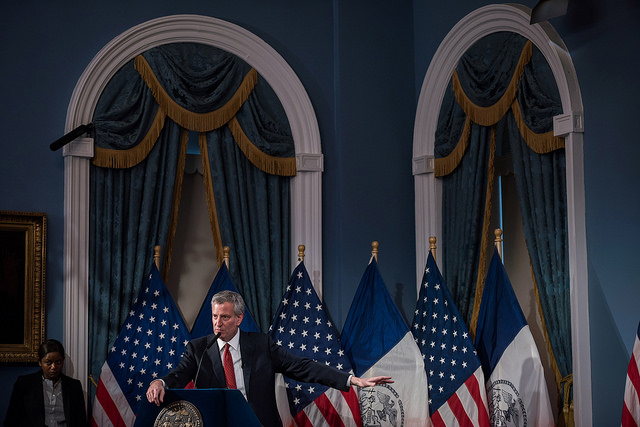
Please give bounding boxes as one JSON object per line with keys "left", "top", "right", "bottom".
{"left": 193, "top": 332, "right": 221, "bottom": 388}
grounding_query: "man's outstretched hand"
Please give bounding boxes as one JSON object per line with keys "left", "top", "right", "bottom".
{"left": 350, "top": 375, "right": 394, "bottom": 388}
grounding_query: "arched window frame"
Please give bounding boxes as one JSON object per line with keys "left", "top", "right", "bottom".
{"left": 61, "top": 14, "right": 324, "bottom": 394}
{"left": 412, "top": 4, "right": 591, "bottom": 424}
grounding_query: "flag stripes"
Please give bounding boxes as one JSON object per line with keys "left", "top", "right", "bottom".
{"left": 623, "top": 322, "right": 640, "bottom": 426}
{"left": 91, "top": 364, "right": 135, "bottom": 427}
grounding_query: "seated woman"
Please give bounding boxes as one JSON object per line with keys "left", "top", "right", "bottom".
{"left": 4, "top": 339, "right": 87, "bottom": 427}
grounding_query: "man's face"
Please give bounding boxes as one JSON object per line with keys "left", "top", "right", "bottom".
{"left": 211, "top": 301, "right": 243, "bottom": 342}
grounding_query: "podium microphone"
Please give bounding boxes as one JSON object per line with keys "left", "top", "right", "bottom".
{"left": 194, "top": 332, "right": 221, "bottom": 388}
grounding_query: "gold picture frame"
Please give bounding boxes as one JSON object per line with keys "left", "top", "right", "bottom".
{"left": 0, "top": 211, "right": 46, "bottom": 363}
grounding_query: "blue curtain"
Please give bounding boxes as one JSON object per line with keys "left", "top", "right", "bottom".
{"left": 88, "top": 43, "right": 295, "bottom": 401}
{"left": 434, "top": 31, "right": 571, "bottom": 410}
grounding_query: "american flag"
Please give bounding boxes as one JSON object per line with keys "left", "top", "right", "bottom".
{"left": 269, "top": 261, "right": 361, "bottom": 427}
{"left": 622, "top": 321, "right": 640, "bottom": 426}
{"left": 412, "top": 252, "right": 489, "bottom": 426}
{"left": 91, "top": 263, "right": 191, "bottom": 426}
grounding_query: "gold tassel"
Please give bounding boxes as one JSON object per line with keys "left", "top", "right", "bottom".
{"left": 470, "top": 127, "right": 497, "bottom": 338}
{"left": 560, "top": 374, "right": 575, "bottom": 427}
{"left": 198, "top": 133, "right": 224, "bottom": 268}
{"left": 92, "top": 109, "right": 167, "bottom": 168}
{"left": 228, "top": 117, "right": 296, "bottom": 177}
{"left": 162, "top": 129, "right": 189, "bottom": 281}
{"left": 511, "top": 100, "right": 565, "bottom": 153}
{"left": 434, "top": 116, "right": 472, "bottom": 177}
{"left": 452, "top": 41, "right": 532, "bottom": 127}
{"left": 134, "top": 55, "right": 258, "bottom": 132}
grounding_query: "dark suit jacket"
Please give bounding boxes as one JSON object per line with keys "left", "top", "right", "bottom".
{"left": 162, "top": 331, "right": 350, "bottom": 427}
{"left": 4, "top": 371, "right": 87, "bottom": 427}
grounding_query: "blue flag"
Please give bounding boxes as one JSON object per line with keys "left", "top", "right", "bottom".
{"left": 92, "top": 263, "right": 191, "bottom": 426}
{"left": 269, "top": 261, "right": 361, "bottom": 425}
{"left": 412, "top": 251, "right": 489, "bottom": 425}
{"left": 475, "top": 248, "right": 553, "bottom": 426}
{"left": 342, "top": 258, "right": 430, "bottom": 426}
{"left": 190, "top": 262, "right": 259, "bottom": 338}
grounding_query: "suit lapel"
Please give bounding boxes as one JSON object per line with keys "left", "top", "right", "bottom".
{"left": 239, "top": 331, "right": 253, "bottom": 396}
{"left": 205, "top": 335, "right": 226, "bottom": 386}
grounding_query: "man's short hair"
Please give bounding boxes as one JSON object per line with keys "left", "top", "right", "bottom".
{"left": 211, "top": 290, "right": 245, "bottom": 316}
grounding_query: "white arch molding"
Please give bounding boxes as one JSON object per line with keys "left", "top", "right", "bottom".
{"left": 412, "top": 4, "right": 591, "bottom": 425}
{"left": 62, "top": 15, "right": 324, "bottom": 394}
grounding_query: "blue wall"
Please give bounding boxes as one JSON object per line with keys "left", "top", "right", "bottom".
{"left": 1, "top": 0, "right": 639, "bottom": 425}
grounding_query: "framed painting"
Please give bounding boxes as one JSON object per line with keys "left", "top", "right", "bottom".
{"left": 0, "top": 211, "right": 46, "bottom": 363}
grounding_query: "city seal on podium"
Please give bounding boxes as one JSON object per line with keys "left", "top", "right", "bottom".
{"left": 154, "top": 400, "right": 203, "bottom": 427}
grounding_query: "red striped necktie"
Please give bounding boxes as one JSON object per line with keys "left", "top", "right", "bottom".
{"left": 223, "top": 343, "right": 236, "bottom": 389}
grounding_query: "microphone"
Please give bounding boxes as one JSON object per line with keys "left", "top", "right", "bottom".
{"left": 49, "top": 123, "right": 94, "bottom": 151}
{"left": 193, "top": 332, "right": 221, "bottom": 388}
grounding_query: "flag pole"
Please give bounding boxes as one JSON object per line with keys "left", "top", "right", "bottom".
{"left": 154, "top": 245, "right": 162, "bottom": 269}
{"left": 494, "top": 229, "right": 503, "bottom": 260}
{"left": 223, "top": 245, "right": 230, "bottom": 267}
{"left": 429, "top": 236, "right": 437, "bottom": 262}
{"left": 371, "top": 241, "right": 379, "bottom": 261}
{"left": 297, "top": 244, "right": 305, "bottom": 263}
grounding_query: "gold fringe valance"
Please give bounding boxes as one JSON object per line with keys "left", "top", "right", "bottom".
{"left": 437, "top": 40, "right": 564, "bottom": 177}
{"left": 92, "top": 107, "right": 167, "bottom": 168}
{"left": 434, "top": 116, "right": 472, "bottom": 177}
{"left": 228, "top": 117, "right": 296, "bottom": 176}
{"left": 93, "top": 55, "right": 296, "bottom": 175}
{"left": 511, "top": 100, "right": 565, "bottom": 153}
{"left": 134, "top": 55, "right": 258, "bottom": 132}
{"left": 452, "top": 41, "right": 532, "bottom": 127}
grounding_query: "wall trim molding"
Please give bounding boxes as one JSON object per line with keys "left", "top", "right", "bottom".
{"left": 63, "top": 14, "right": 324, "bottom": 394}
{"left": 412, "top": 4, "right": 591, "bottom": 424}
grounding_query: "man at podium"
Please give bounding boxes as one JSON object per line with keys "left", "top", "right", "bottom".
{"left": 145, "top": 290, "right": 391, "bottom": 427}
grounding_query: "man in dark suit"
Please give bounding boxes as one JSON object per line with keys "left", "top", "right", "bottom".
{"left": 146, "top": 290, "right": 391, "bottom": 427}
{"left": 4, "top": 339, "right": 87, "bottom": 427}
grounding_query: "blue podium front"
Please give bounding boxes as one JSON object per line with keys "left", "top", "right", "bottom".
{"left": 134, "top": 388, "right": 262, "bottom": 426}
